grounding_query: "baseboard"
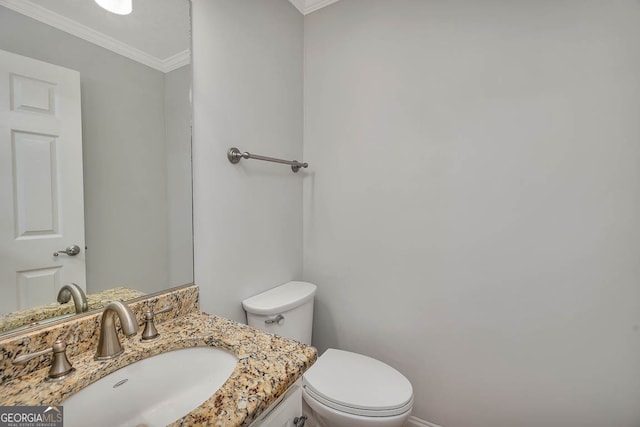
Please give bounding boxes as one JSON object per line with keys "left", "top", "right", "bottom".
{"left": 406, "top": 416, "right": 443, "bottom": 427}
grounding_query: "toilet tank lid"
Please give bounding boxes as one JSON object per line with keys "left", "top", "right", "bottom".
{"left": 242, "top": 281, "right": 317, "bottom": 315}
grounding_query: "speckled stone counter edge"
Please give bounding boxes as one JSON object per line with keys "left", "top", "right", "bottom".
{"left": 1, "top": 312, "right": 317, "bottom": 427}
{"left": 0, "top": 287, "right": 145, "bottom": 335}
{"left": 0, "top": 284, "right": 199, "bottom": 383}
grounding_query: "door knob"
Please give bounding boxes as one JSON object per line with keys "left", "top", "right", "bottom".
{"left": 53, "top": 245, "right": 81, "bottom": 257}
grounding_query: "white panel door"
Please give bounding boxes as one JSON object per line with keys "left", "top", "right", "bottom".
{"left": 0, "top": 49, "right": 85, "bottom": 314}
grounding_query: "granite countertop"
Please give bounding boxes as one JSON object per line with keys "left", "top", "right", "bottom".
{"left": 0, "top": 287, "right": 145, "bottom": 335}
{"left": 0, "top": 312, "right": 317, "bottom": 426}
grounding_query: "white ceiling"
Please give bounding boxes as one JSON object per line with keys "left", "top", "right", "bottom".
{"left": 0, "top": 0, "right": 342, "bottom": 72}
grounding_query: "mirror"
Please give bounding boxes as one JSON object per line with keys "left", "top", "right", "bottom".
{"left": 0, "top": 0, "right": 192, "bottom": 335}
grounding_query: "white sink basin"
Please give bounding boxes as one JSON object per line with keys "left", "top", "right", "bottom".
{"left": 62, "top": 347, "right": 238, "bottom": 427}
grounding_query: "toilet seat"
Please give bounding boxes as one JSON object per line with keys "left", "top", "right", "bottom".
{"left": 302, "top": 349, "right": 414, "bottom": 417}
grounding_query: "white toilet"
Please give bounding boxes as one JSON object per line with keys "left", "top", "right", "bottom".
{"left": 242, "top": 281, "right": 414, "bottom": 427}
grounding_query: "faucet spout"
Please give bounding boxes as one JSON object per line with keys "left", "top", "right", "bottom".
{"left": 95, "top": 301, "right": 139, "bottom": 360}
{"left": 57, "top": 283, "right": 88, "bottom": 314}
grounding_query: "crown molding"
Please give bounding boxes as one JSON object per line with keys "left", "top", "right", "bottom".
{"left": 288, "top": 0, "right": 342, "bottom": 15}
{"left": 287, "top": 0, "right": 306, "bottom": 14}
{"left": 0, "top": 0, "right": 189, "bottom": 73}
{"left": 163, "top": 49, "right": 191, "bottom": 73}
{"left": 304, "top": 0, "right": 342, "bottom": 14}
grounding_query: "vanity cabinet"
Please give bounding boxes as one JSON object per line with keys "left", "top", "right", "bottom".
{"left": 249, "top": 379, "right": 305, "bottom": 427}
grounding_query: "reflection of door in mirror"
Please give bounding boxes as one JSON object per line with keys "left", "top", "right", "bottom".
{"left": 0, "top": 49, "right": 86, "bottom": 314}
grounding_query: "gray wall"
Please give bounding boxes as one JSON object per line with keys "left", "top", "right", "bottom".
{"left": 192, "top": 0, "right": 303, "bottom": 321}
{"left": 0, "top": 6, "right": 191, "bottom": 294}
{"left": 165, "top": 66, "right": 194, "bottom": 287}
{"left": 303, "top": 1, "right": 640, "bottom": 426}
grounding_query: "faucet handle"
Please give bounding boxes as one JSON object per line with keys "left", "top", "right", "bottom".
{"left": 141, "top": 305, "right": 173, "bottom": 342}
{"left": 153, "top": 305, "right": 173, "bottom": 316}
{"left": 13, "top": 339, "right": 75, "bottom": 381}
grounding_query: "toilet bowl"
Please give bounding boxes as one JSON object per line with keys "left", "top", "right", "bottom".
{"left": 302, "top": 348, "right": 413, "bottom": 427}
{"left": 242, "top": 281, "right": 414, "bottom": 427}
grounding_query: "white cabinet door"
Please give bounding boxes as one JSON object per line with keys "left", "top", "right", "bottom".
{"left": 250, "top": 380, "right": 304, "bottom": 427}
{"left": 0, "top": 49, "right": 86, "bottom": 314}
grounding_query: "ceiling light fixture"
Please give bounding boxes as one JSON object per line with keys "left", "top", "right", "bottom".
{"left": 95, "top": 0, "right": 132, "bottom": 15}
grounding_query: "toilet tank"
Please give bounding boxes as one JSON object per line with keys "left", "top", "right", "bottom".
{"left": 242, "top": 281, "right": 316, "bottom": 345}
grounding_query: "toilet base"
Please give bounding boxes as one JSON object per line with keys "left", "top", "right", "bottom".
{"left": 302, "top": 386, "right": 412, "bottom": 427}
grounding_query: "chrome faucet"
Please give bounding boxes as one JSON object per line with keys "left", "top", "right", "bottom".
{"left": 95, "top": 301, "right": 139, "bottom": 360}
{"left": 57, "top": 283, "right": 88, "bottom": 314}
